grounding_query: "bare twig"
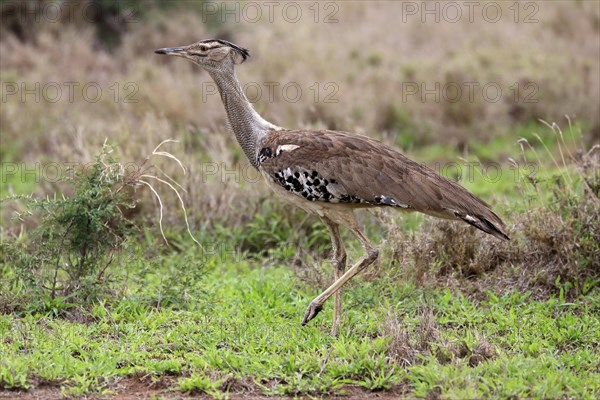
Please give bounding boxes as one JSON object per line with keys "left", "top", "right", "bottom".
{"left": 152, "top": 139, "right": 187, "bottom": 175}
{"left": 141, "top": 174, "right": 201, "bottom": 248}
{"left": 138, "top": 179, "right": 168, "bottom": 244}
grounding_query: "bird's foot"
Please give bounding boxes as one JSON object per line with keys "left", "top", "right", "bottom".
{"left": 301, "top": 301, "right": 324, "bottom": 326}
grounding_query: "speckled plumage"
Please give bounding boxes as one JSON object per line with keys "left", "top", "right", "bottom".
{"left": 258, "top": 129, "right": 508, "bottom": 240}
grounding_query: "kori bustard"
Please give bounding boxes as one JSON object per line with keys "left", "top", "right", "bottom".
{"left": 156, "top": 39, "right": 509, "bottom": 335}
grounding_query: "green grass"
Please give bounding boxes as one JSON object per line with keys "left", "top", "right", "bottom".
{"left": 1, "top": 120, "right": 598, "bottom": 397}
{"left": 1, "top": 248, "right": 598, "bottom": 397}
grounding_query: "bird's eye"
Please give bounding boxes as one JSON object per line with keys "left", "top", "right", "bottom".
{"left": 198, "top": 45, "right": 209, "bottom": 52}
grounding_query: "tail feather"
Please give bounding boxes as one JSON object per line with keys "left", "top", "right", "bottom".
{"left": 456, "top": 212, "right": 510, "bottom": 241}
{"left": 425, "top": 175, "right": 510, "bottom": 241}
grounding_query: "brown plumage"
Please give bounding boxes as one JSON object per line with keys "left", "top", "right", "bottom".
{"left": 156, "top": 39, "right": 509, "bottom": 335}
{"left": 259, "top": 129, "right": 508, "bottom": 241}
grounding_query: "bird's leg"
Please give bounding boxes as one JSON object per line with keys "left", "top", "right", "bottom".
{"left": 321, "top": 217, "right": 346, "bottom": 336}
{"left": 302, "top": 220, "right": 378, "bottom": 328}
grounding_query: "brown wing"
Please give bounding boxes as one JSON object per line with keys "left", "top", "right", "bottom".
{"left": 259, "top": 129, "right": 509, "bottom": 240}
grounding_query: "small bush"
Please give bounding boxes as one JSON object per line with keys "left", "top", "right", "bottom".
{"left": 1, "top": 144, "right": 140, "bottom": 314}
{"left": 1, "top": 140, "right": 201, "bottom": 315}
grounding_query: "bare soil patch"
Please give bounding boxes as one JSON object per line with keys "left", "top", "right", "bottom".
{"left": 1, "top": 380, "right": 409, "bottom": 400}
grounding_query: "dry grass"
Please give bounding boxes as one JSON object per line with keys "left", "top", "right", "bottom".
{"left": 383, "top": 307, "right": 496, "bottom": 368}
{"left": 378, "top": 133, "right": 600, "bottom": 300}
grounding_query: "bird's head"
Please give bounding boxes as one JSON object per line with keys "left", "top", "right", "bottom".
{"left": 155, "top": 39, "right": 249, "bottom": 72}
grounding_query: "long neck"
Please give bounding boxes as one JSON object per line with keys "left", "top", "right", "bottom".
{"left": 208, "top": 68, "right": 279, "bottom": 168}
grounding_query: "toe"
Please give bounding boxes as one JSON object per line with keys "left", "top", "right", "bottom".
{"left": 301, "top": 302, "right": 323, "bottom": 325}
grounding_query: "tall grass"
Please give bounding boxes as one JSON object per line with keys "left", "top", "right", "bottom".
{"left": 372, "top": 119, "right": 599, "bottom": 299}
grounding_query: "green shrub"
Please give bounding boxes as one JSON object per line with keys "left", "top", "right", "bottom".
{"left": 1, "top": 144, "right": 138, "bottom": 314}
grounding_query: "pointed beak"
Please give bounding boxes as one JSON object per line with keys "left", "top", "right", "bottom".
{"left": 155, "top": 47, "right": 185, "bottom": 55}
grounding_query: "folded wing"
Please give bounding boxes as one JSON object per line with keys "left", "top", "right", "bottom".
{"left": 259, "top": 129, "right": 509, "bottom": 240}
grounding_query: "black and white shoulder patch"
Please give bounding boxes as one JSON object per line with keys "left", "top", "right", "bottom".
{"left": 275, "top": 144, "right": 300, "bottom": 156}
{"left": 258, "top": 147, "right": 273, "bottom": 164}
{"left": 258, "top": 144, "right": 301, "bottom": 165}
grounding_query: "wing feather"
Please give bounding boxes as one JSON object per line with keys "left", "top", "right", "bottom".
{"left": 258, "top": 129, "right": 508, "bottom": 239}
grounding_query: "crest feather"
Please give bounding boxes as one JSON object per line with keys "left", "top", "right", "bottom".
{"left": 200, "top": 38, "right": 250, "bottom": 63}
